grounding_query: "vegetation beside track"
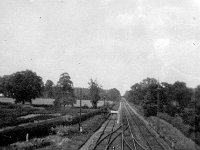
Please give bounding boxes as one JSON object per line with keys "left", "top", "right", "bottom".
{"left": 127, "top": 100, "right": 200, "bottom": 150}
{"left": 0, "top": 108, "right": 107, "bottom": 147}
{"left": 147, "top": 116, "right": 199, "bottom": 150}
{"left": 2, "top": 113, "right": 109, "bottom": 150}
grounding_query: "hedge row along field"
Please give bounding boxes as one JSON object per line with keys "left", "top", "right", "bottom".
{"left": 0, "top": 108, "right": 107, "bottom": 146}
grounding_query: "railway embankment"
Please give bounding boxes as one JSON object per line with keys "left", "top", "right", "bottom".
{"left": 126, "top": 100, "right": 200, "bottom": 150}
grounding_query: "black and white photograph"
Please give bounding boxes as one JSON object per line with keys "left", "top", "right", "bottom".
{"left": 0, "top": 0, "right": 199, "bottom": 149}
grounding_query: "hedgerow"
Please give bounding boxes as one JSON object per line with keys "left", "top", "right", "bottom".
{"left": 0, "top": 108, "right": 107, "bottom": 146}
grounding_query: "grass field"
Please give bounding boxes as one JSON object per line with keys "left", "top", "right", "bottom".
{"left": 0, "top": 99, "right": 101, "bottom": 130}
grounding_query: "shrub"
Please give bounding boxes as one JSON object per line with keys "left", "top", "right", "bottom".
{"left": 82, "top": 104, "right": 89, "bottom": 109}
{"left": 144, "top": 105, "right": 157, "bottom": 117}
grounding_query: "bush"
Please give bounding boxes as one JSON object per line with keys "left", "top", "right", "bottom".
{"left": 82, "top": 104, "right": 89, "bottom": 109}
{"left": 164, "top": 105, "right": 180, "bottom": 117}
{"left": 158, "top": 113, "right": 191, "bottom": 137}
{"left": 143, "top": 105, "right": 157, "bottom": 117}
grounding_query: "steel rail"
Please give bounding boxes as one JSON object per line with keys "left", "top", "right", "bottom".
{"left": 123, "top": 102, "right": 147, "bottom": 150}
{"left": 107, "top": 115, "right": 116, "bottom": 145}
{"left": 105, "top": 132, "right": 121, "bottom": 150}
{"left": 124, "top": 101, "right": 166, "bottom": 150}
{"left": 92, "top": 125, "right": 122, "bottom": 150}
{"left": 96, "top": 114, "right": 112, "bottom": 144}
{"left": 124, "top": 138, "right": 135, "bottom": 150}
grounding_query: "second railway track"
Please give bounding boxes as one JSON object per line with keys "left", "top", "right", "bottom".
{"left": 87, "top": 99, "right": 172, "bottom": 150}
{"left": 122, "top": 99, "right": 172, "bottom": 150}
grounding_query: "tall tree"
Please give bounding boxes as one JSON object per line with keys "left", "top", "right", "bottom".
{"left": 7, "top": 70, "right": 43, "bottom": 104}
{"left": 54, "top": 73, "right": 75, "bottom": 108}
{"left": 172, "top": 81, "right": 192, "bottom": 109}
{"left": 89, "top": 79, "right": 101, "bottom": 109}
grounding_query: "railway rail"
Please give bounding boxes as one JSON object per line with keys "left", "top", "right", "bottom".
{"left": 122, "top": 100, "right": 171, "bottom": 150}
{"left": 88, "top": 99, "right": 171, "bottom": 150}
{"left": 92, "top": 114, "right": 120, "bottom": 150}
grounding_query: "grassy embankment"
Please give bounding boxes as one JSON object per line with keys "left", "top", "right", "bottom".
{"left": 128, "top": 101, "right": 200, "bottom": 150}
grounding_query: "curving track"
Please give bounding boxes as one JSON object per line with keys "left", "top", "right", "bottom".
{"left": 92, "top": 114, "right": 121, "bottom": 150}
{"left": 122, "top": 100, "right": 170, "bottom": 150}
{"left": 87, "top": 99, "right": 172, "bottom": 150}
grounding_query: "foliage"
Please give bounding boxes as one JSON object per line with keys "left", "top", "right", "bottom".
{"left": 104, "top": 88, "right": 121, "bottom": 102}
{"left": 0, "top": 109, "right": 105, "bottom": 146}
{"left": 126, "top": 77, "right": 193, "bottom": 116}
{"left": 0, "top": 115, "right": 57, "bottom": 129}
{"left": 88, "top": 79, "right": 101, "bottom": 109}
{"left": 74, "top": 87, "right": 91, "bottom": 100}
{"left": 0, "top": 75, "right": 14, "bottom": 97}
{"left": 0, "top": 70, "right": 43, "bottom": 104}
{"left": 54, "top": 73, "right": 75, "bottom": 108}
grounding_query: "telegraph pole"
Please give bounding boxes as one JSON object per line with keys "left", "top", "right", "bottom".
{"left": 194, "top": 89, "right": 197, "bottom": 149}
{"left": 157, "top": 81, "right": 161, "bottom": 134}
{"left": 79, "top": 89, "right": 82, "bottom": 132}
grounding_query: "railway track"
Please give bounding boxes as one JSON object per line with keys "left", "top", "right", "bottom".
{"left": 92, "top": 114, "right": 121, "bottom": 150}
{"left": 88, "top": 99, "right": 171, "bottom": 150}
{"left": 122, "top": 100, "right": 171, "bottom": 150}
{"left": 121, "top": 104, "right": 147, "bottom": 150}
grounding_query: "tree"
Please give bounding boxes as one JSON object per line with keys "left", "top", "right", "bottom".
{"left": 54, "top": 73, "right": 75, "bottom": 108}
{"left": 172, "top": 81, "right": 192, "bottom": 109}
{"left": 7, "top": 70, "right": 43, "bottom": 104}
{"left": 0, "top": 75, "right": 13, "bottom": 97}
{"left": 89, "top": 79, "right": 101, "bottom": 109}
{"left": 44, "top": 80, "right": 54, "bottom": 98}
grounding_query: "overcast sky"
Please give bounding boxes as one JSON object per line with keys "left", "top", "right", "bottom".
{"left": 0, "top": 0, "right": 200, "bottom": 94}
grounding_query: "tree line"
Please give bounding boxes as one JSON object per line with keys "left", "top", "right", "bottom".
{"left": 0, "top": 70, "right": 121, "bottom": 108}
{"left": 124, "top": 77, "right": 200, "bottom": 134}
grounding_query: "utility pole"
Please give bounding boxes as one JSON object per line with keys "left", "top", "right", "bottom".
{"left": 79, "top": 89, "right": 82, "bottom": 132}
{"left": 194, "top": 89, "right": 197, "bottom": 149}
{"left": 157, "top": 81, "right": 161, "bottom": 134}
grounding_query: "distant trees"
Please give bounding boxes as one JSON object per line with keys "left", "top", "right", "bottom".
{"left": 105, "top": 88, "right": 121, "bottom": 102}
{"left": 89, "top": 79, "right": 101, "bottom": 109}
{"left": 125, "top": 77, "right": 193, "bottom": 116}
{"left": 54, "top": 73, "right": 75, "bottom": 108}
{"left": 74, "top": 87, "right": 90, "bottom": 100}
{"left": 0, "top": 70, "right": 43, "bottom": 104}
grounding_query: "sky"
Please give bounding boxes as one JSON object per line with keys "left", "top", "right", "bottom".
{"left": 0, "top": 0, "right": 200, "bottom": 94}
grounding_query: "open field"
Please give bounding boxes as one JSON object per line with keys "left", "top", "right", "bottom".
{"left": 0, "top": 101, "right": 100, "bottom": 130}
